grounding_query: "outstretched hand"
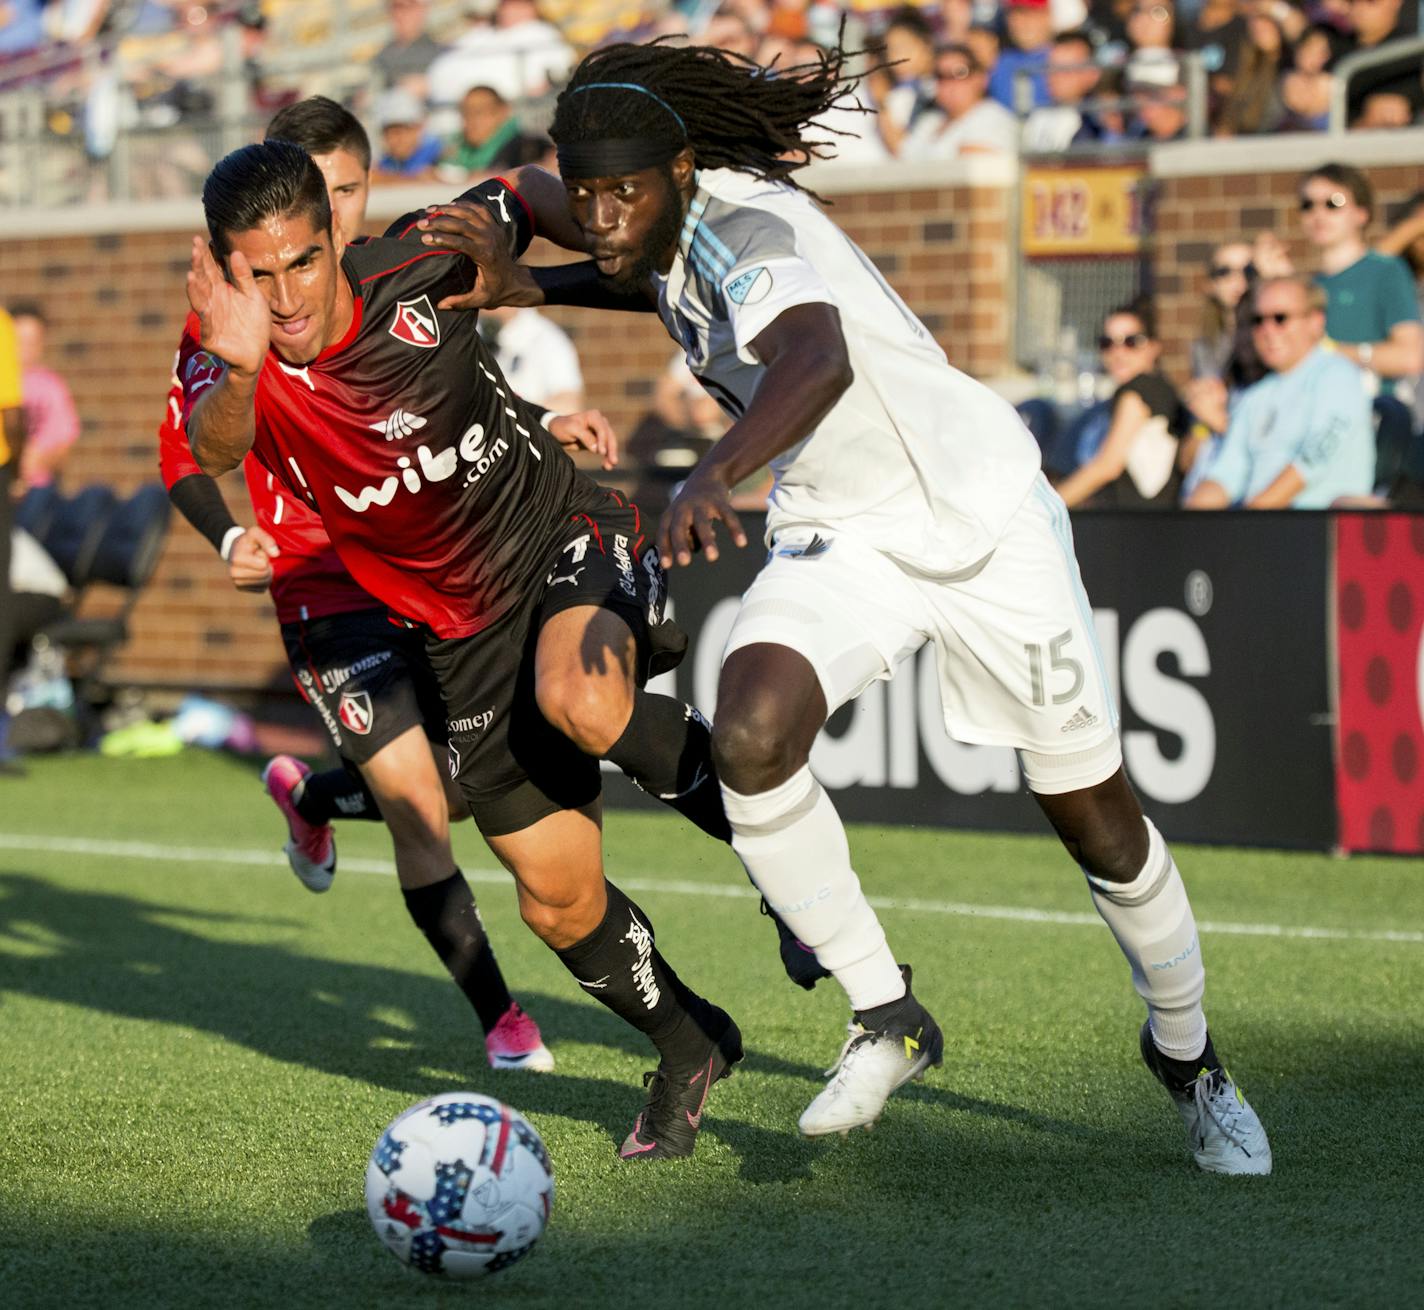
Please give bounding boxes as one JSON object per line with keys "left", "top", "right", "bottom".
{"left": 657, "top": 467, "right": 748, "bottom": 568}
{"left": 417, "top": 202, "right": 540, "bottom": 311}
{"left": 186, "top": 237, "right": 268, "bottom": 377}
{"left": 547, "top": 409, "right": 619, "bottom": 470}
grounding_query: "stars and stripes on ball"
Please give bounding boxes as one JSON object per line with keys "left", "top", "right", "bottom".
{"left": 365, "top": 1092, "right": 554, "bottom": 1279}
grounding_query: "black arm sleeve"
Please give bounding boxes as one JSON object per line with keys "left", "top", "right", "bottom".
{"left": 533, "top": 261, "right": 657, "bottom": 313}
{"left": 168, "top": 472, "right": 239, "bottom": 555}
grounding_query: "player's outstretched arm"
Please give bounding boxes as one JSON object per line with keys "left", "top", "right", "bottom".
{"left": 185, "top": 237, "right": 267, "bottom": 476}
{"left": 659, "top": 302, "right": 853, "bottom": 567}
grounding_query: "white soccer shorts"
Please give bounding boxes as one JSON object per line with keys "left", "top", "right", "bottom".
{"left": 723, "top": 475, "right": 1121, "bottom": 795}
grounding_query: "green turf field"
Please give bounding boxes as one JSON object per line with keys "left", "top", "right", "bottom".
{"left": 2, "top": 751, "right": 1422, "bottom": 1308}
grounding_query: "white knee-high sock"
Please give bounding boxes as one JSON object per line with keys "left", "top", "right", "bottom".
{"left": 1084, "top": 817, "right": 1208, "bottom": 1060}
{"left": 722, "top": 765, "right": 905, "bottom": 1011}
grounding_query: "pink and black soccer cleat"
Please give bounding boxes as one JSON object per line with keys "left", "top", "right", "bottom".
{"left": 261, "top": 754, "right": 336, "bottom": 893}
{"left": 619, "top": 1007, "right": 743, "bottom": 1160}
{"left": 485, "top": 1002, "right": 555, "bottom": 1072}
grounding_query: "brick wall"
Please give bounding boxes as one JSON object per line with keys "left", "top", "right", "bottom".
{"left": 0, "top": 161, "right": 1014, "bottom": 693}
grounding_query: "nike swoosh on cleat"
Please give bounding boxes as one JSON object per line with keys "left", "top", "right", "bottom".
{"left": 621, "top": 1117, "right": 659, "bottom": 1157}
{"left": 685, "top": 1056, "right": 715, "bottom": 1128}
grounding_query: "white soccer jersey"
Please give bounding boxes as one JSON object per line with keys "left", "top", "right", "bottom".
{"left": 652, "top": 168, "right": 1042, "bottom": 576}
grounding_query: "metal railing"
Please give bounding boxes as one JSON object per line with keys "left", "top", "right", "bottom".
{"left": 1328, "top": 36, "right": 1424, "bottom": 133}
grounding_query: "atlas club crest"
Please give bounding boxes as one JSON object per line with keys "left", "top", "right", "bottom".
{"left": 389, "top": 295, "right": 440, "bottom": 349}
{"left": 338, "top": 690, "right": 374, "bottom": 735}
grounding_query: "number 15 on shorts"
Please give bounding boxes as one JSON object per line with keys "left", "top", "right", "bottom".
{"left": 1025, "top": 629, "right": 1084, "bottom": 706}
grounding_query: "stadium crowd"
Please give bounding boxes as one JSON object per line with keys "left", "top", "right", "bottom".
{"left": 1, "top": 0, "right": 1423, "bottom": 194}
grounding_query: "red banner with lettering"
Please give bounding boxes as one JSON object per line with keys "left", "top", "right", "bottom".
{"left": 1334, "top": 514, "right": 1424, "bottom": 853}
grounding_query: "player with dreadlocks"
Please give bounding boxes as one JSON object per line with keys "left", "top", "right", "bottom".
{"left": 419, "top": 38, "right": 1272, "bottom": 1173}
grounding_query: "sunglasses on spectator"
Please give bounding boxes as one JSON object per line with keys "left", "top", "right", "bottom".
{"left": 1210, "top": 262, "right": 1253, "bottom": 278}
{"left": 1251, "top": 311, "right": 1305, "bottom": 326}
{"left": 1298, "top": 192, "right": 1349, "bottom": 211}
{"left": 1131, "top": 4, "right": 1172, "bottom": 19}
{"left": 1099, "top": 332, "right": 1149, "bottom": 349}
{"left": 938, "top": 64, "right": 973, "bottom": 80}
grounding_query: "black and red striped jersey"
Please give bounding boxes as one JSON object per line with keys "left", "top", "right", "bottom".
{"left": 180, "top": 177, "right": 603, "bottom": 638}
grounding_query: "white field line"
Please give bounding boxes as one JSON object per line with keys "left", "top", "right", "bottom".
{"left": 2, "top": 831, "right": 1422, "bottom": 947}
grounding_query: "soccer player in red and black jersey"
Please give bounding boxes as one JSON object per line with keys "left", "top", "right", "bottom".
{"left": 182, "top": 140, "right": 743, "bottom": 1159}
{"left": 160, "top": 97, "right": 565, "bottom": 1074}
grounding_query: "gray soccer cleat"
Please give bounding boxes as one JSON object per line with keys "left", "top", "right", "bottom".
{"left": 1140, "top": 1022, "right": 1272, "bottom": 1176}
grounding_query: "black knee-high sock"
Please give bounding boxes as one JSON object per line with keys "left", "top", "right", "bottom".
{"left": 603, "top": 692, "right": 731, "bottom": 842}
{"left": 402, "top": 870, "right": 513, "bottom": 1034}
{"left": 555, "top": 881, "right": 727, "bottom": 1067}
{"left": 294, "top": 767, "right": 382, "bottom": 824}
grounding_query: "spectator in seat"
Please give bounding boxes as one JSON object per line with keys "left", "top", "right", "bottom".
{"left": 1022, "top": 29, "right": 1111, "bottom": 150}
{"left": 1056, "top": 300, "right": 1195, "bottom": 509}
{"left": 426, "top": 0, "right": 574, "bottom": 108}
{"left": 1353, "top": 90, "right": 1416, "bottom": 127}
{"left": 1214, "top": 6, "right": 1289, "bottom": 134}
{"left": 1123, "top": 0, "right": 1178, "bottom": 85}
{"left": 1127, "top": 50, "right": 1190, "bottom": 140}
{"left": 866, "top": 7, "right": 940, "bottom": 156}
{"left": 371, "top": 88, "right": 442, "bottom": 183}
{"left": 1187, "top": 276, "right": 1375, "bottom": 508}
{"left": 1190, "top": 242, "right": 1255, "bottom": 382}
{"left": 1280, "top": 23, "right": 1341, "bottom": 130}
{"left": 480, "top": 305, "right": 584, "bottom": 415}
{"left": 439, "top": 85, "right": 546, "bottom": 181}
{"left": 1340, "top": 0, "right": 1422, "bottom": 125}
{"left": 374, "top": 0, "right": 448, "bottom": 97}
{"left": 900, "top": 44, "right": 1019, "bottom": 157}
{"left": 7, "top": 303, "right": 79, "bottom": 492}
{"left": 1183, "top": 0, "right": 1249, "bottom": 110}
{"left": 989, "top": 0, "right": 1055, "bottom": 110}
{"left": 0, "top": 306, "right": 25, "bottom": 772}
{"left": 965, "top": 23, "right": 1002, "bottom": 83}
{"left": 1300, "top": 162, "right": 1424, "bottom": 396}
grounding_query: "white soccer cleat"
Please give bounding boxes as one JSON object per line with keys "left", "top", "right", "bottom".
{"left": 261, "top": 754, "right": 336, "bottom": 893}
{"left": 798, "top": 1008, "right": 943, "bottom": 1138}
{"left": 1140, "top": 1023, "right": 1272, "bottom": 1176}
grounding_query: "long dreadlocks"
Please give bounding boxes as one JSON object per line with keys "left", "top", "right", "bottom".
{"left": 549, "top": 38, "right": 866, "bottom": 196}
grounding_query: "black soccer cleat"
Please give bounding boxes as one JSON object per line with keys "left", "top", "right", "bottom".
{"left": 761, "top": 898, "right": 832, "bottom": 990}
{"left": 618, "top": 1007, "right": 743, "bottom": 1161}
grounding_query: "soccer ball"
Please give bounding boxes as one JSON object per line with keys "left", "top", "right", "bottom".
{"left": 365, "top": 1092, "right": 554, "bottom": 1278}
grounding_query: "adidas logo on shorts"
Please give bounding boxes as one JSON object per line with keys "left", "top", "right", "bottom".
{"left": 1060, "top": 705, "right": 1098, "bottom": 733}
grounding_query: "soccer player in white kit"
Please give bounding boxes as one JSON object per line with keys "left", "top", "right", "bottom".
{"left": 423, "top": 39, "right": 1271, "bottom": 1175}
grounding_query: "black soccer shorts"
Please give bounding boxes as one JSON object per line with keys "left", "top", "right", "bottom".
{"left": 423, "top": 491, "right": 687, "bottom": 838}
{"left": 282, "top": 608, "right": 448, "bottom": 767}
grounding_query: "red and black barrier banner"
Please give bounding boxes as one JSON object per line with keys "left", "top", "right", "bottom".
{"left": 1334, "top": 514, "right": 1424, "bottom": 854}
{"left": 609, "top": 510, "right": 1339, "bottom": 850}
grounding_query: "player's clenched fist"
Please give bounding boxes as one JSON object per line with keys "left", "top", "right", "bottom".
{"left": 227, "top": 525, "right": 280, "bottom": 593}
{"left": 186, "top": 237, "right": 270, "bottom": 377}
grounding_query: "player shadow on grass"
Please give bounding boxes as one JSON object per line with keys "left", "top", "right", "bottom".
{"left": 0, "top": 870, "right": 822, "bottom": 1178}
